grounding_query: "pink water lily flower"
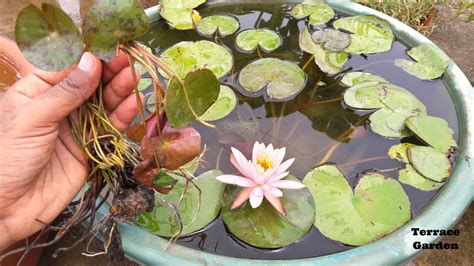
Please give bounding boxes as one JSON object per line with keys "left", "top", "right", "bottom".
{"left": 216, "top": 141, "right": 305, "bottom": 215}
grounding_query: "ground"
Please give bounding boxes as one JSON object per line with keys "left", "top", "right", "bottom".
{"left": 0, "top": 1, "right": 472, "bottom": 265}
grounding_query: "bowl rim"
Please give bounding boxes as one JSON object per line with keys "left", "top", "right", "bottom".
{"left": 111, "top": 1, "right": 474, "bottom": 265}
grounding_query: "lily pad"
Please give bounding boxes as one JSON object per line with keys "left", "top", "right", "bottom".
{"left": 395, "top": 44, "right": 450, "bottom": 80}
{"left": 136, "top": 170, "right": 225, "bottom": 237}
{"left": 200, "top": 85, "right": 237, "bottom": 121}
{"left": 369, "top": 109, "right": 413, "bottom": 138}
{"left": 235, "top": 29, "right": 282, "bottom": 52}
{"left": 197, "top": 15, "right": 239, "bottom": 37}
{"left": 409, "top": 146, "right": 452, "bottom": 183}
{"left": 311, "top": 29, "right": 351, "bottom": 52}
{"left": 238, "top": 58, "right": 306, "bottom": 100}
{"left": 291, "top": 0, "right": 335, "bottom": 26}
{"left": 160, "top": 0, "right": 205, "bottom": 30}
{"left": 160, "top": 40, "right": 233, "bottom": 79}
{"left": 399, "top": 165, "right": 444, "bottom": 191}
{"left": 82, "top": 0, "right": 149, "bottom": 62}
{"left": 165, "top": 69, "right": 220, "bottom": 128}
{"left": 138, "top": 78, "right": 153, "bottom": 92}
{"left": 303, "top": 165, "right": 411, "bottom": 246}
{"left": 15, "top": 4, "right": 84, "bottom": 71}
{"left": 388, "top": 143, "right": 417, "bottom": 164}
{"left": 342, "top": 81, "right": 385, "bottom": 109}
{"left": 221, "top": 176, "right": 315, "bottom": 249}
{"left": 406, "top": 115, "right": 457, "bottom": 152}
{"left": 299, "top": 27, "right": 348, "bottom": 75}
{"left": 333, "top": 15, "right": 394, "bottom": 54}
{"left": 341, "top": 72, "right": 387, "bottom": 86}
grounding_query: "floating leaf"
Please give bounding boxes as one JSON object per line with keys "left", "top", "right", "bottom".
{"left": 152, "top": 171, "right": 178, "bottom": 192}
{"left": 395, "top": 44, "right": 449, "bottom": 80}
{"left": 341, "top": 72, "right": 387, "bottom": 87}
{"left": 299, "top": 27, "right": 347, "bottom": 75}
{"left": 291, "top": 0, "right": 335, "bottom": 26}
{"left": 82, "top": 0, "right": 149, "bottom": 62}
{"left": 15, "top": 4, "right": 84, "bottom": 71}
{"left": 333, "top": 15, "right": 394, "bottom": 54}
{"left": 138, "top": 78, "right": 153, "bottom": 92}
{"left": 303, "top": 165, "right": 410, "bottom": 246}
{"left": 221, "top": 176, "right": 315, "bottom": 248}
{"left": 160, "top": 0, "right": 205, "bottom": 30}
{"left": 342, "top": 81, "right": 386, "bottom": 109}
{"left": 399, "top": 165, "right": 444, "bottom": 191}
{"left": 197, "top": 15, "right": 239, "bottom": 37}
{"left": 369, "top": 109, "right": 413, "bottom": 138}
{"left": 409, "top": 146, "right": 452, "bottom": 183}
{"left": 235, "top": 29, "right": 282, "bottom": 52}
{"left": 136, "top": 170, "right": 225, "bottom": 237}
{"left": 406, "top": 115, "right": 457, "bottom": 152}
{"left": 160, "top": 40, "right": 233, "bottom": 79}
{"left": 311, "top": 29, "right": 351, "bottom": 52}
{"left": 200, "top": 85, "right": 237, "bottom": 121}
{"left": 388, "top": 143, "right": 417, "bottom": 164}
{"left": 165, "top": 69, "right": 220, "bottom": 128}
{"left": 238, "top": 58, "right": 306, "bottom": 100}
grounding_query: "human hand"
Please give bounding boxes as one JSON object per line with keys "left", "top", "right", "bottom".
{"left": 0, "top": 37, "right": 141, "bottom": 251}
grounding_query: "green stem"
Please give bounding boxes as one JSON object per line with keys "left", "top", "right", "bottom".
{"left": 355, "top": 60, "right": 394, "bottom": 71}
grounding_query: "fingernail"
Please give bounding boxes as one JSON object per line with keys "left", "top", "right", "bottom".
{"left": 78, "top": 52, "right": 94, "bottom": 72}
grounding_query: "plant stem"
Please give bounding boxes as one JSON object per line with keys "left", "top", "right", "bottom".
{"left": 302, "top": 55, "right": 314, "bottom": 71}
{"left": 355, "top": 60, "right": 394, "bottom": 71}
{"left": 339, "top": 156, "right": 389, "bottom": 168}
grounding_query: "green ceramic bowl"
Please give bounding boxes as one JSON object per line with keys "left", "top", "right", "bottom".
{"left": 102, "top": 1, "right": 473, "bottom": 265}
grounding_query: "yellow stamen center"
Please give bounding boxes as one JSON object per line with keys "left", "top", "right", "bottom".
{"left": 257, "top": 156, "right": 272, "bottom": 171}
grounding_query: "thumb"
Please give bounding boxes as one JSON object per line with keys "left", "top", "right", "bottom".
{"left": 30, "top": 52, "right": 102, "bottom": 123}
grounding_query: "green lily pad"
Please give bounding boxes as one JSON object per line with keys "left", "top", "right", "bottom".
{"left": 15, "top": 4, "right": 84, "bottom": 71}
{"left": 138, "top": 78, "right": 153, "bottom": 92}
{"left": 311, "top": 29, "right": 351, "bottom": 52}
{"left": 82, "top": 0, "right": 149, "bottom": 62}
{"left": 159, "top": 40, "right": 233, "bottom": 79}
{"left": 291, "top": 0, "right": 335, "bottom": 26}
{"left": 221, "top": 176, "right": 315, "bottom": 249}
{"left": 333, "top": 15, "right": 394, "bottom": 54}
{"left": 299, "top": 27, "right": 348, "bottom": 75}
{"left": 238, "top": 58, "right": 306, "bottom": 100}
{"left": 388, "top": 143, "right": 417, "bottom": 164}
{"left": 165, "top": 69, "right": 220, "bottom": 128}
{"left": 136, "top": 170, "right": 225, "bottom": 237}
{"left": 395, "top": 44, "right": 450, "bottom": 80}
{"left": 409, "top": 146, "right": 452, "bottom": 183}
{"left": 369, "top": 109, "right": 413, "bottom": 138}
{"left": 399, "top": 165, "right": 444, "bottom": 191}
{"left": 197, "top": 15, "right": 239, "bottom": 37}
{"left": 200, "top": 85, "right": 237, "bottom": 121}
{"left": 303, "top": 165, "right": 411, "bottom": 246}
{"left": 235, "top": 29, "right": 282, "bottom": 52}
{"left": 406, "top": 115, "right": 457, "bottom": 152}
{"left": 343, "top": 81, "right": 385, "bottom": 109}
{"left": 341, "top": 72, "right": 387, "bottom": 87}
{"left": 160, "top": 0, "right": 205, "bottom": 30}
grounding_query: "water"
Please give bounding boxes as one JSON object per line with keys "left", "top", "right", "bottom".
{"left": 141, "top": 3, "right": 459, "bottom": 260}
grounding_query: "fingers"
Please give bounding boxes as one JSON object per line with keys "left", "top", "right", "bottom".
{"left": 103, "top": 66, "right": 140, "bottom": 111}
{"left": 108, "top": 93, "right": 143, "bottom": 132}
{"left": 102, "top": 52, "right": 131, "bottom": 84}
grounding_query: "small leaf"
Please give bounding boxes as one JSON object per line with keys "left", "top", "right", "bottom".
{"left": 138, "top": 77, "right": 153, "bottom": 92}
{"left": 238, "top": 58, "right": 306, "bottom": 100}
{"left": 200, "top": 85, "right": 237, "bottom": 121}
{"left": 221, "top": 176, "right": 315, "bottom": 248}
{"left": 197, "top": 15, "right": 239, "bottom": 37}
{"left": 82, "top": 0, "right": 149, "bottom": 62}
{"left": 15, "top": 4, "right": 84, "bottom": 71}
{"left": 303, "top": 165, "right": 410, "bottom": 246}
{"left": 136, "top": 170, "right": 225, "bottom": 237}
{"left": 160, "top": 40, "right": 233, "bottom": 79}
{"left": 406, "top": 115, "right": 457, "bottom": 152}
{"left": 341, "top": 72, "right": 387, "bottom": 86}
{"left": 299, "top": 27, "right": 348, "bottom": 75}
{"left": 409, "top": 146, "right": 452, "bottom": 183}
{"left": 291, "top": 0, "right": 335, "bottom": 26}
{"left": 165, "top": 69, "right": 220, "bottom": 128}
{"left": 388, "top": 143, "right": 417, "bottom": 163}
{"left": 160, "top": 0, "right": 205, "bottom": 30}
{"left": 152, "top": 171, "right": 178, "bottom": 191}
{"left": 399, "top": 165, "right": 444, "bottom": 191}
{"left": 235, "top": 29, "right": 282, "bottom": 52}
{"left": 311, "top": 29, "right": 351, "bottom": 52}
{"left": 333, "top": 15, "right": 394, "bottom": 54}
{"left": 395, "top": 44, "right": 449, "bottom": 80}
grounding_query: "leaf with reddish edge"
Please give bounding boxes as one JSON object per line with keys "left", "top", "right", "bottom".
{"left": 127, "top": 111, "right": 167, "bottom": 142}
{"left": 133, "top": 159, "right": 173, "bottom": 194}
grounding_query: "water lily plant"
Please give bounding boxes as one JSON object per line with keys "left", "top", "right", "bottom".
{"left": 216, "top": 142, "right": 305, "bottom": 215}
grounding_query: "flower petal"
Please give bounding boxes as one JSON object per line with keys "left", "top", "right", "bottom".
{"left": 230, "top": 147, "right": 253, "bottom": 178}
{"left": 252, "top": 141, "right": 261, "bottom": 164}
{"left": 264, "top": 194, "right": 286, "bottom": 215}
{"left": 272, "top": 158, "right": 295, "bottom": 176}
{"left": 231, "top": 187, "right": 252, "bottom": 209}
{"left": 271, "top": 180, "right": 305, "bottom": 189}
{"left": 249, "top": 187, "right": 264, "bottom": 208}
{"left": 272, "top": 147, "right": 286, "bottom": 169}
{"left": 216, "top": 175, "right": 255, "bottom": 187}
{"left": 267, "top": 171, "right": 289, "bottom": 183}
{"left": 262, "top": 184, "right": 283, "bottom": 197}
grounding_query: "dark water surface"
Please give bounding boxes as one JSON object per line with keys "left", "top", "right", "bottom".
{"left": 140, "top": 3, "right": 459, "bottom": 260}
